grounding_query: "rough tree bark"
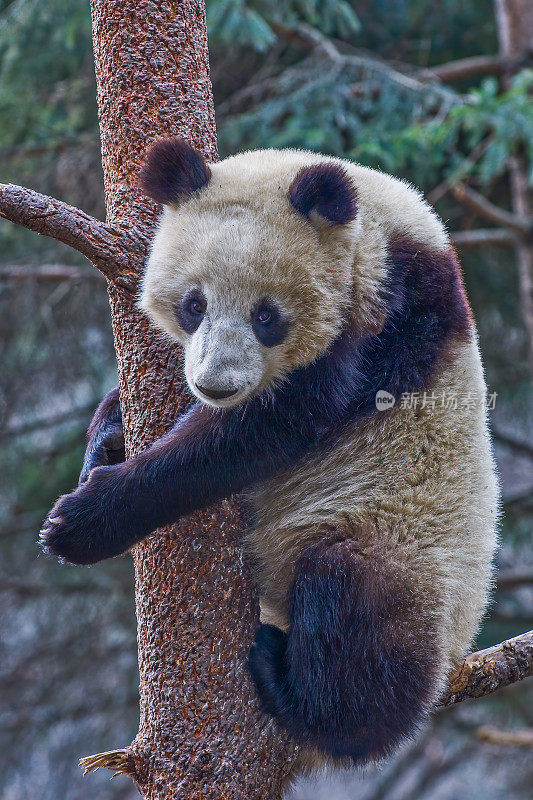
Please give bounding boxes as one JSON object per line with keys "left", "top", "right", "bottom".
{"left": 440, "top": 630, "right": 533, "bottom": 707}
{"left": 1, "top": 2, "right": 532, "bottom": 798}
{"left": 86, "top": 2, "right": 297, "bottom": 798}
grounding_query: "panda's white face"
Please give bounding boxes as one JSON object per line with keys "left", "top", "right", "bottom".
{"left": 177, "top": 282, "right": 291, "bottom": 408}
{"left": 140, "top": 203, "right": 328, "bottom": 409}
{"left": 139, "top": 147, "right": 372, "bottom": 409}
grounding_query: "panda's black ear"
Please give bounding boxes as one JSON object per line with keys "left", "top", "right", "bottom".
{"left": 139, "top": 138, "right": 211, "bottom": 205}
{"left": 289, "top": 163, "right": 357, "bottom": 226}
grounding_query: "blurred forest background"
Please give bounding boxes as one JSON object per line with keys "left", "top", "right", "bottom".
{"left": 0, "top": 1, "right": 532, "bottom": 798}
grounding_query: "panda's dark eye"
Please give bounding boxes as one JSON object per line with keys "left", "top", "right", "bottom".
{"left": 187, "top": 297, "right": 205, "bottom": 316}
{"left": 251, "top": 299, "right": 289, "bottom": 347}
{"left": 175, "top": 290, "right": 206, "bottom": 333}
{"left": 256, "top": 309, "right": 272, "bottom": 325}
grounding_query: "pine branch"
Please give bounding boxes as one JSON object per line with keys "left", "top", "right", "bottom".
{"left": 0, "top": 184, "right": 137, "bottom": 290}
{"left": 440, "top": 630, "right": 533, "bottom": 706}
{"left": 276, "top": 23, "right": 459, "bottom": 102}
{"left": 452, "top": 183, "right": 533, "bottom": 237}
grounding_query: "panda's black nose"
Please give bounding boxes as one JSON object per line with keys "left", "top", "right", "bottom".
{"left": 195, "top": 383, "right": 239, "bottom": 400}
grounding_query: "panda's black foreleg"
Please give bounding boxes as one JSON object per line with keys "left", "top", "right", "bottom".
{"left": 248, "top": 539, "right": 442, "bottom": 764}
{"left": 79, "top": 387, "right": 124, "bottom": 485}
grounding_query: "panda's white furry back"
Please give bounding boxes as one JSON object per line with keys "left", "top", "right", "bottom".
{"left": 139, "top": 142, "right": 499, "bottom": 767}
{"left": 47, "top": 139, "right": 499, "bottom": 774}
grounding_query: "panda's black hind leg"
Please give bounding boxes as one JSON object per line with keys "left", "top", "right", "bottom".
{"left": 248, "top": 624, "right": 289, "bottom": 719}
{"left": 248, "top": 538, "right": 443, "bottom": 764}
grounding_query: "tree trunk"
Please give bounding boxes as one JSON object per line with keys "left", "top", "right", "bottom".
{"left": 495, "top": 0, "right": 533, "bottom": 374}
{"left": 89, "top": 1, "right": 296, "bottom": 797}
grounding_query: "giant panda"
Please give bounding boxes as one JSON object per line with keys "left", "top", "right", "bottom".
{"left": 41, "top": 138, "right": 500, "bottom": 766}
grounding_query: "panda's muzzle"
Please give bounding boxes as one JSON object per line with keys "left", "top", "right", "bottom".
{"left": 194, "top": 383, "right": 239, "bottom": 401}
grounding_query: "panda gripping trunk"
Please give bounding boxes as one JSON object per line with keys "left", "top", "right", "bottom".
{"left": 40, "top": 328, "right": 362, "bottom": 564}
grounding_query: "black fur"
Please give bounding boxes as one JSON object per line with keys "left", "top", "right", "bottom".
{"left": 139, "top": 137, "right": 211, "bottom": 205}
{"left": 41, "top": 238, "right": 471, "bottom": 565}
{"left": 289, "top": 163, "right": 358, "bottom": 225}
{"left": 352, "top": 237, "right": 472, "bottom": 411}
{"left": 248, "top": 541, "right": 440, "bottom": 763}
{"left": 174, "top": 288, "right": 208, "bottom": 334}
{"left": 79, "top": 387, "right": 124, "bottom": 485}
{"left": 251, "top": 298, "right": 290, "bottom": 347}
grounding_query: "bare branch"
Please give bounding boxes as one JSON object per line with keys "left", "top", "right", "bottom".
{"left": 497, "top": 568, "right": 533, "bottom": 591}
{"left": 1, "top": 403, "right": 96, "bottom": 440}
{"left": 79, "top": 748, "right": 139, "bottom": 779}
{"left": 0, "top": 264, "right": 104, "bottom": 281}
{"left": 476, "top": 726, "right": 533, "bottom": 746}
{"left": 440, "top": 630, "right": 533, "bottom": 706}
{"left": 503, "top": 487, "right": 533, "bottom": 508}
{"left": 418, "top": 53, "right": 531, "bottom": 83}
{"left": 0, "top": 184, "right": 137, "bottom": 290}
{"left": 79, "top": 748, "right": 143, "bottom": 791}
{"left": 76, "top": 633, "right": 532, "bottom": 783}
{"left": 451, "top": 228, "right": 518, "bottom": 248}
{"left": 452, "top": 183, "right": 533, "bottom": 237}
{"left": 492, "top": 426, "right": 533, "bottom": 458}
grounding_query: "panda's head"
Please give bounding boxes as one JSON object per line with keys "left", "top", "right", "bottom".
{"left": 139, "top": 138, "right": 360, "bottom": 408}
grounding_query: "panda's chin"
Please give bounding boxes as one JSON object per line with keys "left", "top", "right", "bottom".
{"left": 190, "top": 386, "right": 250, "bottom": 410}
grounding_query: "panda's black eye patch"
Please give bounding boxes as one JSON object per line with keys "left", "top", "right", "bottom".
{"left": 175, "top": 289, "right": 207, "bottom": 333}
{"left": 251, "top": 299, "right": 289, "bottom": 347}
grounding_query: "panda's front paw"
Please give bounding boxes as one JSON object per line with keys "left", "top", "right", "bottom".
{"left": 40, "top": 465, "right": 132, "bottom": 565}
